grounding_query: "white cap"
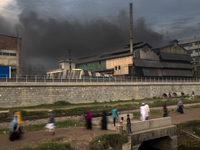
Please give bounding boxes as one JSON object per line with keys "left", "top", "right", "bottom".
{"left": 142, "top": 103, "right": 145, "bottom": 105}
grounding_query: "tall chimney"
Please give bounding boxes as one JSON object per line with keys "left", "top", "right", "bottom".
{"left": 130, "top": 3, "right": 133, "bottom": 53}
{"left": 16, "top": 31, "right": 20, "bottom": 76}
{"left": 69, "top": 49, "right": 71, "bottom": 70}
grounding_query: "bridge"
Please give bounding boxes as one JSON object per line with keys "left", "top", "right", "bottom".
{"left": 122, "top": 117, "right": 177, "bottom": 150}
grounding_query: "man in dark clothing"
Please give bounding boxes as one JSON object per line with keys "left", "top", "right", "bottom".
{"left": 101, "top": 111, "right": 107, "bottom": 130}
{"left": 163, "top": 101, "right": 168, "bottom": 117}
{"left": 127, "top": 114, "right": 131, "bottom": 133}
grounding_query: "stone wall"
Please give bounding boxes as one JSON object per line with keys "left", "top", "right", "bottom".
{"left": 0, "top": 82, "right": 199, "bottom": 107}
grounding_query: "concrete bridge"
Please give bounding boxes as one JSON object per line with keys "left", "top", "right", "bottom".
{"left": 122, "top": 117, "right": 177, "bottom": 150}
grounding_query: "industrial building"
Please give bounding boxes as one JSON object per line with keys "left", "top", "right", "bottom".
{"left": 76, "top": 41, "right": 193, "bottom": 78}
{"left": 0, "top": 34, "right": 22, "bottom": 77}
{"left": 76, "top": 42, "right": 159, "bottom": 78}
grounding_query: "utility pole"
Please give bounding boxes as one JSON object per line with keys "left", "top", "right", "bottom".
{"left": 69, "top": 49, "right": 71, "bottom": 70}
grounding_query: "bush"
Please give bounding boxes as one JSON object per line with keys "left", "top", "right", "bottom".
{"left": 21, "top": 142, "right": 75, "bottom": 150}
{"left": 90, "top": 134, "right": 128, "bottom": 150}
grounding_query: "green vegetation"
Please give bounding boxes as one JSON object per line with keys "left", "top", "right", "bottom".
{"left": 21, "top": 142, "right": 75, "bottom": 150}
{"left": 1, "top": 97, "right": 200, "bottom": 121}
{"left": 177, "top": 120, "right": 200, "bottom": 137}
{"left": 0, "top": 120, "right": 85, "bottom": 135}
{"left": 90, "top": 134, "right": 128, "bottom": 150}
{"left": 177, "top": 120, "right": 200, "bottom": 150}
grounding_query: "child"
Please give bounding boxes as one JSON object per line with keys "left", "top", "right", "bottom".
{"left": 120, "top": 117, "right": 124, "bottom": 134}
{"left": 45, "top": 110, "right": 55, "bottom": 135}
{"left": 127, "top": 114, "right": 131, "bottom": 133}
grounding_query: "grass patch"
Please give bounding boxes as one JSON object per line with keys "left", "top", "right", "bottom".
{"left": 21, "top": 142, "right": 75, "bottom": 150}
{"left": 0, "top": 120, "right": 85, "bottom": 135}
{"left": 90, "top": 133, "right": 128, "bottom": 150}
{"left": 177, "top": 120, "right": 200, "bottom": 137}
{"left": 177, "top": 120, "right": 200, "bottom": 150}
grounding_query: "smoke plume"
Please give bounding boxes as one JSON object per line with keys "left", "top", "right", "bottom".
{"left": 1, "top": 1, "right": 166, "bottom": 74}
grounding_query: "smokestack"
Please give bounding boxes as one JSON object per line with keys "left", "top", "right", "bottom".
{"left": 16, "top": 31, "right": 20, "bottom": 76}
{"left": 69, "top": 49, "right": 71, "bottom": 70}
{"left": 130, "top": 3, "right": 133, "bottom": 53}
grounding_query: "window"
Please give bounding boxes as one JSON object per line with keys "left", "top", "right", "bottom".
{"left": 115, "top": 66, "right": 117, "bottom": 70}
{"left": 195, "top": 49, "right": 199, "bottom": 52}
{"left": 0, "top": 53, "right": 2, "bottom": 55}
{"left": 99, "top": 61, "right": 101, "bottom": 64}
{"left": 76, "top": 64, "right": 79, "bottom": 68}
{"left": 2, "top": 53, "right": 9, "bottom": 55}
{"left": 195, "top": 41, "right": 200, "bottom": 45}
{"left": 10, "top": 53, "right": 16, "bottom": 56}
{"left": 86, "top": 63, "right": 87, "bottom": 66}
{"left": 59, "top": 65, "right": 62, "bottom": 68}
{"left": 118, "top": 66, "right": 121, "bottom": 70}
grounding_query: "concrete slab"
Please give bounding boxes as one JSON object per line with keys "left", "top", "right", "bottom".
{"left": 149, "top": 117, "right": 172, "bottom": 129}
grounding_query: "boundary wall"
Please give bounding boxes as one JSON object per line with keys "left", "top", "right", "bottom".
{"left": 0, "top": 82, "right": 199, "bottom": 107}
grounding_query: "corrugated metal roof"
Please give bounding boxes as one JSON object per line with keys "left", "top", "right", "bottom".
{"left": 161, "top": 62, "right": 192, "bottom": 69}
{"left": 162, "top": 69, "right": 192, "bottom": 77}
{"left": 143, "top": 68, "right": 162, "bottom": 76}
{"left": 76, "top": 42, "right": 152, "bottom": 64}
{"left": 134, "top": 59, "right": 163, "bottom": 68}
{"left": 160, "top": 53, "right": 192, "bottom": 61}
{"left": 76, "top": 53, "right": 133, "bottom": 64}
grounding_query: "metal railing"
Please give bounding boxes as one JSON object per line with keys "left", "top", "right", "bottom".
{"left": 0, "top": 74, "right": 199, "bottom": 83}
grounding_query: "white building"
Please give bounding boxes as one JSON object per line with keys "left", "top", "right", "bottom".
{"left": 47, "top": 59, "right": 76, "bottom": 74}
{"left": 179, "top": 37, "right": 200, "bottom": 65}
{"left": 58, "top": 59, "right": 76, "bottom": 70}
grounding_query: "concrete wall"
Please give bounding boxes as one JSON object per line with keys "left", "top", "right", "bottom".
{"left": 0, "top": 82, "right": 199, "bottom": 107}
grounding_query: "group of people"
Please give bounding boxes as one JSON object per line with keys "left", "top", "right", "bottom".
{"left": 9, "top": 111, "right": 24, "bottom": 141}
{"left": 9, "top": 97, "right": 187, "bottom": 141}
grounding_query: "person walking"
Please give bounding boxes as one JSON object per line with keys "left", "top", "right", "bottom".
{"left": 145, "top": 103, "right": 150, "bottom": 120}
{"left": 86, "top": 110, "right": 92, "bottom": 130}
{"left": 101, "top": 111, "right": 107, "bottom": 130}
{"left": 177, "top": 100, "right": 184, "bottom": 114}
{"left": 140, "top": 103, "right": 146, "bottom": 121}
{"left": 112, "top": 109, "right": 118, "bottom": 126}
{"left": 45, "top": 110, "right": 55, "bottom": 135}
{"left": 14, "top": 111, "right": 24, "bottom": 134}
{"left": 192, "top": 91, "right": 195, "bottom": 99}
{"left": 120, "top": 117, "right": 124, "bottom": 134}
{"left": 163, "top": 101, "right": 168, "bottom": 117}
{"left": 127, "top": 114, "right": 131, "bottom": 133}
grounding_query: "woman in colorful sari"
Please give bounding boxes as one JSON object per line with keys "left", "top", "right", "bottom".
{"left": 86, "top": 110, "right": 92, "bottom": 130}
{"left": 177, "top": 100, "right": 184, "bottom": 114}
{"left": 14, "top": 111, "right": 24, "bottom": 134}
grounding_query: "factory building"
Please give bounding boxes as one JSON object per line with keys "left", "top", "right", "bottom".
{"left": 0, "top": 34, "right": 22, "bottom": 77}
{"left": 76, "top": 41, "right": 193, "bottom": 78}
{"left": 152, "top": 40, "right": 192, "bottom": 77}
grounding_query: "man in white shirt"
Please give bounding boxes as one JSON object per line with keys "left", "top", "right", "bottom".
{"left": 140, "top": 103, "right": 146, "bottom": 121}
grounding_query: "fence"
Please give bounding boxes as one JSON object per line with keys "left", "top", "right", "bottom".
{"left": 0, "top": 74, "right": 199, "bottom": 83}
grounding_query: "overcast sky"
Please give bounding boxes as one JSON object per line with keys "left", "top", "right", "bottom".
{"left": 1, "top": 0, "right": 200, "bottom": 72}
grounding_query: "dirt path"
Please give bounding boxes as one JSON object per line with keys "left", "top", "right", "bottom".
{"left": 1, "top": 108, "right": 200, "bottom": 150}
{"left": 0, "top": 127, "right": 116, "bottom": 150}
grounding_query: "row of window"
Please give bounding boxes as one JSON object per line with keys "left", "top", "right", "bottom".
{"left": 0, "top": 52, "right": 16, "bottom": 56}
{"left": 115, "top": 66, "right": 121, "bottom": 70}
{"left": 181, "top": 41, "right": 200, "bottom": 47}
{"left": 77, "top": 61, "right": 102, "bottom": 68}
